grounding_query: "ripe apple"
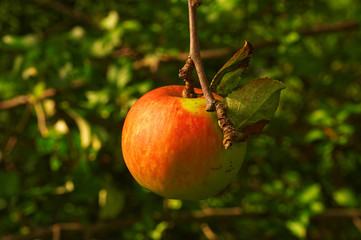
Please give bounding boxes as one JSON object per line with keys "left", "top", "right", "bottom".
{"left": 121, "top": 85, "right": 246, "bottom": 200}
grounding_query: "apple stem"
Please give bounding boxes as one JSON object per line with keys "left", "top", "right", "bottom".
{"left": 187, "top": 0, "right": 238, "bottom": 149}
{"left": 187, "top": 0, "right": 216, "bottom": 111}
{"left": 179, "top": 57, "right": 202, "bottom": 98}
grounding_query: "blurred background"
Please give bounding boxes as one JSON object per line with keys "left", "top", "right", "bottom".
{"left": 0, "top": 0, "right": 361, "bottom": 239}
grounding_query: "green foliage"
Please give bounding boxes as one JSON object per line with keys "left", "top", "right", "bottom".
{"left": 225, "top": 78, "right": 285, "bottom": 141}
{"left": 1, "top": 0, "right": 361, "bottom": 239}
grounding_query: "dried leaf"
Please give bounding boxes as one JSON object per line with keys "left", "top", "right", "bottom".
{"left": 210, "top": 41, "right": 254, "bottom": 96}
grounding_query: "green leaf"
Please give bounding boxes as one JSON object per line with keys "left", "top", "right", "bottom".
{"left": 225, "top": 78, "right": 285, "bottom": 141}
{"left": 210, "top": 41, "right": 254, "bottom": 96}
{"left": 149, "top": 221, "right": 169, "bottom": 240}
{"left": 298, "top": 184, "right": 321, "bottom": 204}
{"left": 286, "top": 220, "right": 307, "bottom": 239}
{"left": 333, "top": 188, "right": 358, "bottom": 207}
{"left": 100, "top": 11, "right": 119, "bottom": 31}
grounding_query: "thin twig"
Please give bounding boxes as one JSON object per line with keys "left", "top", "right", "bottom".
{"left": 33, "top": 101, "right": 49, "bottom": 137}
{"left": 0, "top": 82, "right": 84, "bottom": 110}
{"left": 352, "top": 217, "right": 361, "bottom": 233}
{"left": 52, "top": 224, "right": 61, "bottom": 240}
{"left": 300, "top": 21, "right": 359, "bottom": 36}
{"left": 0, "top": 95, "right": 31, "bottom": 109}
{"left": 312, "top": 208, "right": 361, "bottom": 218}
{"left": 187, "top": 0, "right": 238, "bottom": 148}
{"left": 200, "top": 223, "right": 219, "bottom": 240}
{"left": 187, "top": 0, "right": 216, "bottom": 111}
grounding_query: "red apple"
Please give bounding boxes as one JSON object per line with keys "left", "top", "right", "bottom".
{"left": 121, "top": 85, "right": 246, "bottom": 200}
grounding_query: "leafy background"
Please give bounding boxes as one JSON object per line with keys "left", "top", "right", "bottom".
{"left": 1, "top": 0, "right": 361, "bottom": 239}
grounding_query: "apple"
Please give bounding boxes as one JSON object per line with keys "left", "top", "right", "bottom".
{"left": 121, "top": 85, "right": 246, "bottom": 200}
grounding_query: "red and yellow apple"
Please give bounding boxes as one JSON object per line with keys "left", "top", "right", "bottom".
{"left": 121, "top": 85, "right": 246, "bottom": 200}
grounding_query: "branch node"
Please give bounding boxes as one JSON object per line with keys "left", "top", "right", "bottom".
{"left": 179, "top": 57, "right": 201, "bottom": 98}
{"left": 206, "top": 100, "right": 217, "bottom": 112}
{"left": 214, "top": 100, "right": 238, "bottom": 149}
{"left": 192, "top": 0, "right": 203, "bottom": 8}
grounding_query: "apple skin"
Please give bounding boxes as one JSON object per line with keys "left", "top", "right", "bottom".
{"left": 121, "top": 85, "right": 246, "bottom": 200}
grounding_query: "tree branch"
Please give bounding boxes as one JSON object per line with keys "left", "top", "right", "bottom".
{"left": 187, "top": 0, "right": 216, "bottom": 111}
{"left": 200, "top": 223, "right": 219, "bottom": 240}
{"left": 131, "top": 20, "right": 359, "bottom": 67}
{"left": 300, "top": 21, "right": 359, "bottom": 36}
{"left": 3, "top": 207, "right": 361, "bottom": 240}
{"left": 1, "top": 207, "right": 264, "bottom": 240}
{"left": 312, "top": 208, "right": 361, "bottom": 218}
{"left": 0, "top": 82, "right": 84, "bottom": 110}
{"left": 33, "top": 101, "right": 49, "bottom": 137}
{"left": 352, "top": 217, "right": 361, "bottom": 233}
{"left": 186, "top": 0, "right": 239, "bottom": 148}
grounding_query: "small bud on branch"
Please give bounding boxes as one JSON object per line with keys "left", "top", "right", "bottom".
{"left": 179, "top": 57, "right": 201, "bottom": 98}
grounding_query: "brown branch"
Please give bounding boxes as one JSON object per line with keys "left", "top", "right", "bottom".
{"left": 0, "top": 90, "right": 55, "bottom": 110}
{"left": 300, "top": 21, "right": 359, "bottom": 36}
{"left": 312, "top": 208, "right": 361, "bottom": 218}
{"left": 157, "top": 207, "right": 257, "bottom": 222}
{"left": 132, "top": 20, "right": 359, "bottom": 67}
{"left": 0, "top": 208, "right": 264, "bottom": 240}
{"left": 0, "top": 82, "right": 84, "bottom": 110}
{"left": 52, "top": 224, "right": 61, "bottom": 240}
{"left": 0, "top": 96, "right": 30, "bottom": 109}
{"left": 3, "top": 208, "right": 361, "bottom": 240}
{"left": 186, "top": 0, "right": 239, "bottom": 148}
{"left": 352, "top": 217, "right": 361, "bottom": 233}
{"left": 201, "top": 223, "right": 219, "bottom": 240}
{"left": 33, "top": 101, "right": 49, "bottom": 137}
{"left": 187, "top": 0, "right": 216, "bottom": 111}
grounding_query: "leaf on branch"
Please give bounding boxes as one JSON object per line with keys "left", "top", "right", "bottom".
{"left": 225, "top": 77, "right": 285, "bottom": 141}
{"left": 210, "top": 41, "right": 254, "bottom": 96}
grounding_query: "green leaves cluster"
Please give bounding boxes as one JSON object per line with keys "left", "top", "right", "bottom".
{"left": 210, "top": 41, "right": 285, "bottom": 142}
